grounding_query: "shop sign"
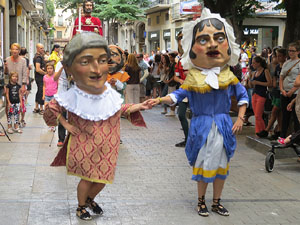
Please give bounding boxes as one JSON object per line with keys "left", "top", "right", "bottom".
{"left": 148, "top": 31, "right": 160, "bottom": 40}
{"left": 151, "top": 33, "right": 157, "bottom": 38}
{"left": 243, "top": 28, "right": 259, "bottom": 35}
{"left": 164, "top": 32, "right": 170, "bottom": 37}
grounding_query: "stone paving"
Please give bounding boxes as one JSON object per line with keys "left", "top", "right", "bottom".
{"left": 1, "top": 94, "right": 300, "bottom": 225}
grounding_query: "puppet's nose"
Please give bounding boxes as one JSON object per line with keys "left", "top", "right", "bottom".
{"left": 90, "top": 61, "right": 102, "bottom": 74}
{"left": 208, "top": 39, "right": 218, "bottom": 49}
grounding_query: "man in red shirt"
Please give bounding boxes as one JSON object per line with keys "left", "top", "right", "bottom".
{"left": 72, "top": 0, "right": 103, "bottom": 37}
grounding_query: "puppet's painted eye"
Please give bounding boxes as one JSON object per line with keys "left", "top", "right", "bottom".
{"left": 98, "top": 58, "right": 108, "bottom": 64}
{"left": 111, "top": 52, "right": 118, "bottom": 57}
{"left": 217, "top": 36, "right": 225, "bottom": 43}
{"left": 80, "top": 60, "right": 89, "bottom": 65}
{"left": 199, "top": 39, "right": 207, "bottom": 45}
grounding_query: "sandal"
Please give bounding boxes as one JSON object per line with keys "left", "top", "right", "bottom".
{"left": 7, "top": 128, "right": 14, "bottom": 134}
{"left": 86, "top": 197, "right": 103, "bottom": 215}
{"left": 20, "top": 120, "right": 26, "bottom": 128}
{"left": 197, "top": 196, "right": 209, "bottom": 217}
{"left": 15, "top": 128, "right": 22, "bottom": 133}
{"left": 39, "top": 110, "right": 44, "bottom": 115}
{"left": 33, "top": 108, "right": 40, "bottom": 113}
{"left": 211, "top": 198, "right": 229, "bottom": 216}
{"left": 76, "top": 205, "right": 92, "bottom": 221}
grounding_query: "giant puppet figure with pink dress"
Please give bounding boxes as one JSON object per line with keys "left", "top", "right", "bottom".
{"left": 43, "top": 32, "right": 150, "bottom": 221}
{"left": 72, "top": 0, "right": 103, "bottom": 37}
{"left": 149, "top": 8, "right": 248, "bottom": 217}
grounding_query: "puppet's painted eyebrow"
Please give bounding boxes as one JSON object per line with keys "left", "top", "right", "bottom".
{"left": 195, "top": 34, "right": 210, "bottom": 40}
{"left": 214, "top": 32, "right": 226, "bottom": 37}
{"left": 79, "top": 53, "right": 108, "bottom": 59}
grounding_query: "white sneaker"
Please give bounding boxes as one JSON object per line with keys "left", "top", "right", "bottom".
{"left": 165, "top": 111, "right": 175, "bottom": 117}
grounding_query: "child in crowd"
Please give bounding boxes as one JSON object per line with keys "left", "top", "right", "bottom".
{"left": 6, "top": 72, "right": 23, "bottom": 134}
{"left": 43, "top": 62, "right": 58, "bottom": 131}
{"left": 43, "top": 62, "right": 58, "bottom": 107}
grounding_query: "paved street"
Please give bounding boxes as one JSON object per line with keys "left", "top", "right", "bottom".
{"left": 1, "top": 92, "right": 300, "bottom": 225}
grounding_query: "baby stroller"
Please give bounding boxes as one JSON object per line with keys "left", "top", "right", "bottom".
{"left": 265, "top": 132, "right": 300, "bottom": 172}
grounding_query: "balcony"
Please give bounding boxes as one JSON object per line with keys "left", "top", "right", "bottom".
{"left": 145, "top": 0, "right": 170, "bottom": 15}
{"left": 19, "top": 0, "right": 36, "bottom": 11}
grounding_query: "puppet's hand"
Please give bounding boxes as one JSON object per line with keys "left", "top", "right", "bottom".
{"left": 139, "top": 101, "right": 153, "bottom": 110}
{"left": 146, "top": 98, "right": 160, "bottom": 107}
{"left": 232, "top": 117, "right": 243, "bottom": 134}
{"left": 108, "top": 78, "right": 117, "bottom": 86}
{"left": 65, "top": 123, "right": 80, "bottom": 136}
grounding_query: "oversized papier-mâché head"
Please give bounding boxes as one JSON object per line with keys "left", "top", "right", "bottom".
{"left": 108, "top": 45, "right": 125, "bottom": 74}
{"left": 63, "top": 32, "right": 110, "bottom": 95}
{"left": 181, "top": 8, "right": 239, "bottom": 70}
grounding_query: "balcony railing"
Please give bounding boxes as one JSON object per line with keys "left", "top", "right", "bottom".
{"left": 149, "top": 0, "right": 170, "bottom": 7}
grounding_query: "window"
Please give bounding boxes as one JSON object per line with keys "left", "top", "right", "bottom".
{"left": 156, "top": 16, "right": 160, "bottom": 24}
{"left": 148, "top": 17, "right": 151, "bottom": 26}
{"left": 165, "top": 13, "right": 169, "bottom": 21}
{"left": 58, "top": 15, "right": 63, "bottom": 26}
{"left": 57, "top": 31, "right": 62, "bottom": 39}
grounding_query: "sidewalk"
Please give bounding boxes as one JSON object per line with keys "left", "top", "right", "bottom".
{"left": 1, "top": 93, "right": 300, "bottom": 225}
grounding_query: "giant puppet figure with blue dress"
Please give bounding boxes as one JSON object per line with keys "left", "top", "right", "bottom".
{"left": 149, "top": 8, "right": 249, "bottom": 217}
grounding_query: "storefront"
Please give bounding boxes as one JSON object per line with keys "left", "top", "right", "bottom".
{"left": 148, "top": 30, "right": 160, "bottom": 52}
{"left": 163, "top": 29, "right": 171, "bottom": 51}
{"left": 242, "top": 26, "right": 279, "bottom": 53}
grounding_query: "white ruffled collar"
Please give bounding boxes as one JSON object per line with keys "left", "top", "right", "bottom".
{"left": 54, "top": 82, "right": 123, "bottom": 121}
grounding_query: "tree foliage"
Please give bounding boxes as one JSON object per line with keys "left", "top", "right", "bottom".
{"left": 270, "top": 0, "right": 300, "bottom": 47}
{"left": 203, "top": 0, "right": 263, "bottom": 44}
{"left": 93, "top": 0, "right": 146, "bottom": 23}
{"left": 46, "top": 0, "right": 56, "bottom": 17}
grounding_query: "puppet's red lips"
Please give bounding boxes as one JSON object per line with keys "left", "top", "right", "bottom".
{"left": 206, "top": 51, "right": 220, "bottom": 57}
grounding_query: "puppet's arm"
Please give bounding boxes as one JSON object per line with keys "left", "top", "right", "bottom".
{"left": 120, "top": 103, "right": 151, "bottom": 127}
{"left": 43, "top": 99, "right": 63, "bottom": 126}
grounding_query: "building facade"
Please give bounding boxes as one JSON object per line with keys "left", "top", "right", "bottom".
{"left": 53, "top": 7, "right": 74, "bottom": 48}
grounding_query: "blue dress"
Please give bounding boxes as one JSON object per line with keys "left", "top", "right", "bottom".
{"left": 170, "top": 67, "right": 248, "bottom": 183}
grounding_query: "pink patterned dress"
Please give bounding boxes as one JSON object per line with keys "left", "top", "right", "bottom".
{"left": 44, "top": 84, "right": 146, "bottom": 184}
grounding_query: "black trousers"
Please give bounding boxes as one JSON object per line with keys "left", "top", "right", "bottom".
{"left": 280, "top": 94, "right": 300, "bottom": 138}
{"left": 58, "top": 111, "right": 67, "bottom": 142}
{"left": 35, "top": 74, "right": 44, "bottom": 105}
{"left": 177, "top": 101, "right": 189, "bottom": 141}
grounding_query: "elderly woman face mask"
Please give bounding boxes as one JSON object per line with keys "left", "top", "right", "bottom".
{"left": 65, "top": 48, "right": 109, "bottom": 95}
{"left": 190, "top": 19, "right": 231, "bottom": 69}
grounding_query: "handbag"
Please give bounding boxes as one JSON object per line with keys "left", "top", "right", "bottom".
{"left": 264, "top": 91, "right": 273, "bottom": 112}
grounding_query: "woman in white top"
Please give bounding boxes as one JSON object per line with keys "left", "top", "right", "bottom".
{"left": 150, "top": 54, "right": 162, "bottom": 98}
{"left": 279, "top": 42, "right": 300, "bottom": 138}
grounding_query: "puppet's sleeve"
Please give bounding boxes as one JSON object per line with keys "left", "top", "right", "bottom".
{"left": 168, "top": 88, "right": 189, "bottom": 104}
{"left": 120, "top": 104, "right": 146, "bottom": 127}
{"left": 231, "top": 82, "right": 249, "bottom": 107}
{"left": 72, "top": 18, "right": 79, "bottom": 37}
{"left": 43, "top": 99, "right": 63, "bottom": 126}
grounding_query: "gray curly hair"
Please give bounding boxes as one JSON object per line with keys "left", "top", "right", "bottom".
{"left": 63, "top": 32, "right": 110, "bottom": 67}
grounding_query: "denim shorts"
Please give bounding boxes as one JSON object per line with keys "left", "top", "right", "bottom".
{"left": 45, "top": 95, "right": 54, "bottom": 102}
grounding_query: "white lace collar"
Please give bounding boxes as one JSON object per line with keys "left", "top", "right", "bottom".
{"left": 54, "top": 82, "right": 123, "bottom": 121}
